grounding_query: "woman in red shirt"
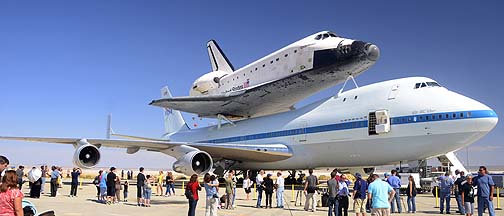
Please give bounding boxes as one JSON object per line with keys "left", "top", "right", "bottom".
{"left": 186, "top": 174, "right": 201, "bottom": 216}
{"left": 0, "top": 170, "right": 23, "bottom": 216}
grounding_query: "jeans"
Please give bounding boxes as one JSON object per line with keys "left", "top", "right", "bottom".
{"left": 477, "top": 196, "right": 495, "bottom": 216}
{"left": 328, "top": 197, "right": 339, "bottom": 216}
{"left": 276, "top": 187, "right": 284, "bottom": 207}
{"left": 70, "top": 183, "right": 78, "bottom": 196}
{"left": 256, "top": 187, "right": 263, "bottom": 207}
{"left": 390, "top": 188, "right": 401, "bottom": 213}
{"left": 166, "top": 183, "right": 175, "bottom": 195}
{"left": 50, "top": 178, "right": 58, "bottom": 197}
{"left": 407, "top": 196, "right": 416, "bottom": 212}
{"left": 40, "top": 177, "right": 46, "bottom": 193}
{"left": 440, "top": 191, "right": 451, "bottom": 213}
{"left": 455, "top": 192, "right": 466, "bottom": 214}
{"left": 304, "top": 192, "right": 317, "bottom": 211}
{"left": 188, "top": 199, "right": 198, "bottom": 216}
{"left": 232, "top": 187, "right": 236, "bottom": 206}
{"left": 124, "top": 191, "right": 128, "bottom": 200}
{"left": 144, "top": 188, "right": 152, "bottom": 200}
{"left": 205, "top": 197, "right": 218, "bottom": 216}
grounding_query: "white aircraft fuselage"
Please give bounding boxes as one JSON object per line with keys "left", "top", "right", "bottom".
{"left": 169, "top": 77, "right": 498, "bottom": 170}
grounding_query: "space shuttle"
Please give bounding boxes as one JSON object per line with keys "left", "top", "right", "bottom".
{"left": 151, "top": 31, "right": 380, "bottom": 118}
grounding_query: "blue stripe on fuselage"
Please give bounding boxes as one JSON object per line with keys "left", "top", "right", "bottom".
{"left": 201, "top": 110, "right": 497, "bottom": 144}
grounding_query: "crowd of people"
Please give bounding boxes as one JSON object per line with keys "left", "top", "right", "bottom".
{"left": 0, "top": 154, "right": 500, "bottom": 216}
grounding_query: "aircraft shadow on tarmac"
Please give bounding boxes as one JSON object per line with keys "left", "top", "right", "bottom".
{"left": 236, "top": 204, "right": 305, "bottom": 212}
{"left": 85, "top": 198, "right": 188, "bottom": 206}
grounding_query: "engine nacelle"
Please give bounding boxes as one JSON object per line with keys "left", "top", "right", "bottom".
{"left": 172, "top": 150, "right": 213, "bottom": 176}
{"left": 73, "top": 144, "right": 101, "bottom": 168}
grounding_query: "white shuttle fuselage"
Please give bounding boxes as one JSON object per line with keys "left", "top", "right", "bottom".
{"left": 170, "top": 77, "right": 498, "bottom": 170}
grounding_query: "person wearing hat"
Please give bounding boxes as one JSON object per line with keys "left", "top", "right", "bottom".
{"left": 438, "top": 171, "right": 454, "bottom": 214}
{"left": 353, "top": 173, "right": 368, "bottom": 216}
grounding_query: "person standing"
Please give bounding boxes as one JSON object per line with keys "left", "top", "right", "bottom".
{"left": 15, "top": 166, "right": 24, "bottom": 190}
{"left": 136, "top": 167, "right": 146, "bottom": 206}
{"left": 115, "top": 174, "right": 122, "bottom": 203}
{"left": 49, "top": 166, "right": 61, "bottom": 197}
{"left": 473, "top": 166, "right": 495, "bottom": 216}
{"left": 454, "top": 170, "right": 467, "bottom": 215}
{"left": 106, "top": 167, "right": 117, "bottom": 204}
{"left": 304, "top": 169, "right": 319, "bottom": 212}
{"left": 144, "top": 175, "right": 153, "bottom": 207}
{"left": 353, "top": 173, "right": 368, "bottom": 216}
{"left": 242, "top": 175, "right": 252, "bottom": 200}
{"left": 0, "top": 170, "right": 24, "bottom": 216}
{"left": 156, "top": 170, "right": 164, "bottom": 196}
{"left": 406, "top": 175, "right": 417, "bottom": 213}
{"left": 70, "top": 168, "right": 81, "bottom": 197}
{"left": 275, "top": 172, "right": 285, "bottom": 208}
{"left": 93, "top": 170, "right": 103, "bottom": 201}
{"left": 327, "top": 171, "right": 339, "bottom": 216}
{"left": 386, "top": 170, "right": 402, "bottom": 213}
{"left": 40, "top": 165, "right": 48, "bottom": 194}
{"left": 338, "top": 174, "right": 351, "bottom": 216}
{"left": 225, "top": 172, "right": 235, "bottom": 210}
{"left": 165, "top": 171, "right": 175, "bottom": 197}
{"left": 438, "top": 171, "right": 454, "bottom": 214}
{"left": 231, "top": 170, "right": 237, "bottom": 208}
{"left": 28, "top": 167, "right": 42, "bottom": 199}
{"left": 187, "top": 174, "right": 202, "bottom": 216}
{"left": 123, "top": 180, "right": 129, "bottom": 202}
{"left": 367, "top": 174, "right": 395, "bottom": 216}
{"left": 263, "top": 173, "right": 274, "bottom": 209}
{"left": 255, "top": 170, "right": 265, "bottom": 208}
{"left": 204, "top": 173, "right": 219, "bottom": 216}
{"left": 99, "top": 171, "right": 108, "bottom": 203}
{"left": 461, "top": 175, "right": 476, "bottom": 216}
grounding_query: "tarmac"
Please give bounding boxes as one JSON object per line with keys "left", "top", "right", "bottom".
{"left": 23, "top": 180, "right": 504, "bottom": 216}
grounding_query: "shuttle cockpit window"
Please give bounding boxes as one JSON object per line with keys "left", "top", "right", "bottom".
{"left": 414, "top": 81, "right": 442, "bottom": 89}
{"left": 315, "top": 32, "right": 339, "bottom": 40}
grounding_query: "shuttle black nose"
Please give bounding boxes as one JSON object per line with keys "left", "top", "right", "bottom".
{"left": 365, "top": 43, "right": 380, "bottom": 61}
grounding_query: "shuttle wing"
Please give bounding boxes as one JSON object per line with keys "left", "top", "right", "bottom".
{"left": 0, "top": 136, "right": 292, "bottom": 162}
{"left": 150, "top": 67, "right": 350, "bottom": 118}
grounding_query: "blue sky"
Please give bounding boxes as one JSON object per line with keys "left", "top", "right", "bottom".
{"left": 0, "top": 1, "right": 502, "bottom": 169}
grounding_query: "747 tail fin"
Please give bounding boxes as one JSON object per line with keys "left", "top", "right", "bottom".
{"left": 161, "top": 87, "right": 189, "bottom": 135}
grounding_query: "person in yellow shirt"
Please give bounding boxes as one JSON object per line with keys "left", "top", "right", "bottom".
{"left": 156, "top": 170, "right": 164, "bottom": 196}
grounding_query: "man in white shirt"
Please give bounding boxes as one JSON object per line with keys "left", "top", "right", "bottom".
{"left": 275, "top": 172, "right": 285, "bottom": 208}
{"left": 256, "top": 170, "right": 265, "bottom": 208}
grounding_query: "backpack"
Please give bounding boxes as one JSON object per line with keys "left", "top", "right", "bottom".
{"left": 184, "top": 184, "right": 194, "bottom": 200}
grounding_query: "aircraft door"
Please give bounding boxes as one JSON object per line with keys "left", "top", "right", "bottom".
{"left": 388, "top": 84, "right": 400, "bottom": 100}
{"left": 368, "top": 110, "right": 391, "bottom": 135}
{"left": 294, "top": 120, "right": 308, "bottom": 143}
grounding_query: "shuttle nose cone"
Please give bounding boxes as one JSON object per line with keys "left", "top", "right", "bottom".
{"left": 365, "top": 43, "right": 380, "bottom": 61}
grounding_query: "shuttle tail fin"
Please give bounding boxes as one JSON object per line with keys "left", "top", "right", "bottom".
{"left": 160, "top": 86, "right": 189, "bottom": 135}
{"left": 207, "top": 40, "right": 234, "bottom": 73}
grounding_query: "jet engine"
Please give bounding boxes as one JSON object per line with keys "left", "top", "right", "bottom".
{"left": 73, "top": 144, "right": 101, "bottom": 168}
{"left": 172, "top": 150, "right": 213, "bottom": 176}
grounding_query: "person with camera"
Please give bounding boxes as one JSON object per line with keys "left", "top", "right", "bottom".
{"left": 204, "top": 173, "right": 219, "bottom": 216}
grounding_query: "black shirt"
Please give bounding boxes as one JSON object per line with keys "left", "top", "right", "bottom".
{"left": 165, "top": 175, "right": 173, "bottom": 184}
{"left": 263, "top": 178, "right": 274, "bottom": 193}
{"left": 461, "top": 183, "right": 475, "bottom": 203}
{"left": 107, "top": 172, "right": 117, "bottom": 188}
{"left": 137, "top": 173, "right": 145, "bottom": 186}
{"left": 454, "top": 176, "right": 466, "bottom": 194}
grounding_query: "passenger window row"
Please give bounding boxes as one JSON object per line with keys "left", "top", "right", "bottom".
{"left": 392, "top": 111, "right": 472, "bottom": 124}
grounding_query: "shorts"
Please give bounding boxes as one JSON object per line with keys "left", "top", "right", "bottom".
{"left": 100, "top": 187, "right": 107, "bottom": 197}
{"left": 144, "top": 188, "right": 152, "bottom": 200}
{"left": 244, "top": 188, "right": 251, "bottom": 194}
{"left": 137, "top": 185, "right": 144, "bottom": 198}
{"left": 464, "top": 202, "right": 474, "bottom": 214}
{"left": 107, "top": 186, "right": 116, "bottom": 197}
{"left": 354, "top": 198, "right": 367, "bottom": 213}
{"left": 371, "top": 208, "right": 390, "bottom": 216}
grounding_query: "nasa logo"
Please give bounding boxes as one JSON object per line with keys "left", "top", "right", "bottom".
{"left": 164, "top": 108, "right": 173, "bottom": 115}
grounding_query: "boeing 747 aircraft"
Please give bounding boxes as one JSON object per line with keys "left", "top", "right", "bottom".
{"left": 150, "top": 31, "right": 380, "bottom": 119}
{"left": 0, "top": 77, "right": 497, "bottom": 176}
